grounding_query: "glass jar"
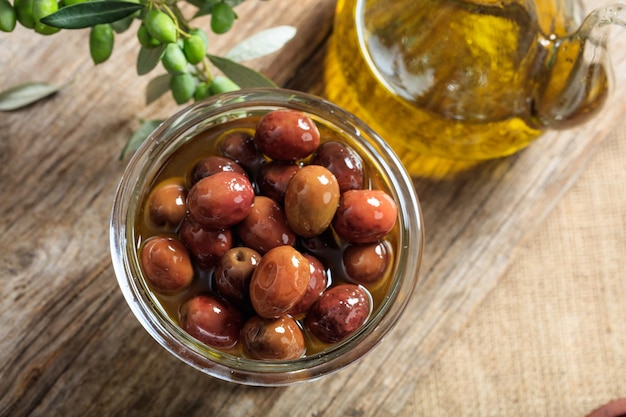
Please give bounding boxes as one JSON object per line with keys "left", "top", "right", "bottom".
{"left": 109, "top": 88, "right": 424, "bottom": 386}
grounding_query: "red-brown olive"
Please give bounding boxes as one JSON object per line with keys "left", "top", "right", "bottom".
{"left": 146, "top": 178, "right": 187, "bottom": 229}
{"left": 241, "top": 315, "right": 306, "bottom": 360}
{"left": 249, "top": 246, "right": 310, "bottom": 318}
{"left": 213, "top": 246, "right": 261, "bottom": 308}
{"left": 311, "top": 141, "right": 364, "bottom": 193}
{"left": 179, "top": 294, "right": 243, "bottom": 349}
{"left": 189, "top": 156, "right": 247, "bottom": 185}
{"left": 299, "top": 228, "right": 341, "bottom": 266}
{"left": 257, "top": 161, "right": 301, "bottom": 203}
{"left": 187, "top": 171, "right": 254, "bottom": 229}
{"left": 305, "top": 284, "right": 372, "bottom": 344}
{"left": 237, "top": 196, "right": 296, "bottom": 254}
{"left": 219, "top": 130, "right": 264, "bottom": 175}
{"left": 288, "top": 254, "right": 328, "bottom": 317}
{"left": 254, "top": 109, "right": 320, "bottom": 161}
{"left": 343, "top": 241, "right": 391, "bottom": 284}
{"left": 332, "top": 189, "right": 397, "bottom": 243}
{"left": 179, "top": 217, "right": 233, "bottom": 267}
{"left": 140, "top": 236, "right": 194, "bottom": 293}
{"left": 284, "top": 165, "right": 340, "bottom": 238}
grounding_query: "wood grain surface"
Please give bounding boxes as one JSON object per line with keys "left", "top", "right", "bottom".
{"left": 1, "top": 0, "right": 625, "bottom": 415}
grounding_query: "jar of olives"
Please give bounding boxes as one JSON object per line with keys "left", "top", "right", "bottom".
{"left": 110, "top": 88, "right": 424, "bottom": 386}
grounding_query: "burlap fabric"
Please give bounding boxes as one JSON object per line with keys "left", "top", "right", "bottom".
{"left": 409, "top": 123, "right": 626, "bottom": 416}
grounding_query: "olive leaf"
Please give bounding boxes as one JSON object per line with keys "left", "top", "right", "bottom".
{"left": 194, "top": 0, "right": 245, "bottom": 18}
{"left": 225, "top": 26, "right": 297, "bottom": 62}
{"left": 119, "top": 119, "right": 164, "bottom": 159}
{"left": 111, "top": 14, "right": 135, "bottom": 33}
{"left": 137, "top": 45, "right": 166, "bottom": 76}
{"left": 145, "top": 74, "right": 172, "bottom": 105}
{"left": 0, "top": 82, "right": 63, "bottom": 111}
{"left": 208, "top": 55, "right": 276, "bottom": 88}
{"left": 40, "top": 1, "right": 144, "bottom": 29}
{"left": 187, "top": 0, "right": 218, "bottom": 12}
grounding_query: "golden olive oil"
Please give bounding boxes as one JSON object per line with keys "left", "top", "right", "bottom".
{"left": 324, "top": 0, "right": 607, "bottom": 172}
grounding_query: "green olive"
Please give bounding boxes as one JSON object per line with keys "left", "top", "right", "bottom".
{"left": 14, "top": 0, "right": 34, "bottom": 28}
{"left": 144, "top": 8, "right": 177, "bottom": 44}
{"left": 137, "top": 23, "right": 160, "bottom": 48}
{"left": 209, "top": 76, "right": 239, "bottom": 94}
{"left": 190, "top": 27, "right": 208, "bottom": 51}
{"left": 193, "top": 82, "right": 212, "bottom": 101}
{"left": 161, "top": 43, "right": 188, "bottom": 74}
{"left": 169, "top": 73, "right": 196, "bottom": 104}
{"left": 32, "top": 0, "right": 59, "bottom": 35}
{"left": 89, "top": 24, "right": 114, "bottom": 64}
{"left": 0, "top": 0, "right": 17, "bottom": 32}
{"left": 183, "top": 31, "right": 206, "bottom": 65}
{"left": 210, "top": 2, "right": 235, "bottom": 34}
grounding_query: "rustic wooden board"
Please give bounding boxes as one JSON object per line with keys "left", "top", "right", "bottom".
{"left": 1, "top": 0, "right": 625, "bottom": 415}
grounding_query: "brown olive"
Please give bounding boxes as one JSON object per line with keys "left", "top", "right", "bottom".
{"left": 343, "top": 241, "right": 391, "bottom": 284}
{"left": 284, "top": 165, "right": 340, "bottom": 238}
{"left": 241, "top": 315, "right": 305, "bottom": 360}
{"left": 332, "top": 189, "right": 397, "bottom": 243}
{"left": 299, "top": 228, "right": 341, "bottom": 266}
{"left": 189, "top": 156, "right": 246, "bottom": 185}
{"left": 179, "top": 217, "right": 233, "bottom": 267}
{"left": 136, "top": 106, "right": 405, "bottom": 359}
{"left": 146, "top": 178, "right": 187, "bottom": 230}
{"left": 288, "top": 254, "right": 328, "bottom": 317}
{"left": 254, "top": 109, "right": 320, "bottom": 161}
{"left": 237, "top": 196, "right": 296, "bottom": 254}
{"left": 311, "top": 141, "right": 364, "bottom": 193}
{"left": 187, "top": 171, "right": 254, "bottom": 229}
{"left": 249, "top": 245, "right": 310, "bottom": 318}
{"left": 179, "top": 294, "right": 243, "bottom": 349}
{"left": 140, "top": 236, "right": 194, "bottom": 293}
{"left": 257, "top": 161, "right": 301, "bottom": 203}
{"left": 305, "top": 284, "right": 371, "bottom": 344}
{"left": 213, "top": 246, "right": 261, "bottom": 308}
{"left": 219, "top": 130, "right": 264, "bottom": 175}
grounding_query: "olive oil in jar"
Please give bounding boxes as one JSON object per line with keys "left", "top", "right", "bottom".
{"left": 133, "top": 117, "right": 400, "bottom": 357}
{"left": 324, "top": 0, "right": 606, "bottom": 170}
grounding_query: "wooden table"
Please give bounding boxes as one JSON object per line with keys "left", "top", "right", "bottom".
{"left": 2, "top": 0, "right": 625, "bottom": 415}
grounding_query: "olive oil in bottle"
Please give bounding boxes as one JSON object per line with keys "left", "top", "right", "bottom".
{"left": 324, "top": 0, "right": 607, "bottom": 173}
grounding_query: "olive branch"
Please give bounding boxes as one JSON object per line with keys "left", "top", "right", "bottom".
{"left": 0, "top": 0, "right": 295, "bottom": 157}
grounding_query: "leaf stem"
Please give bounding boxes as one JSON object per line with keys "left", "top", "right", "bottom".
{"left": 202, "top": 57, "right": 214, "bottom": 83}
{"left": 160, "top": 2, "right": 190, "bottom": 38}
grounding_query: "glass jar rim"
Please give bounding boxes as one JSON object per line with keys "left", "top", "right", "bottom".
{"left": 109, "top": 87, "right": 424, "bottom": 386}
